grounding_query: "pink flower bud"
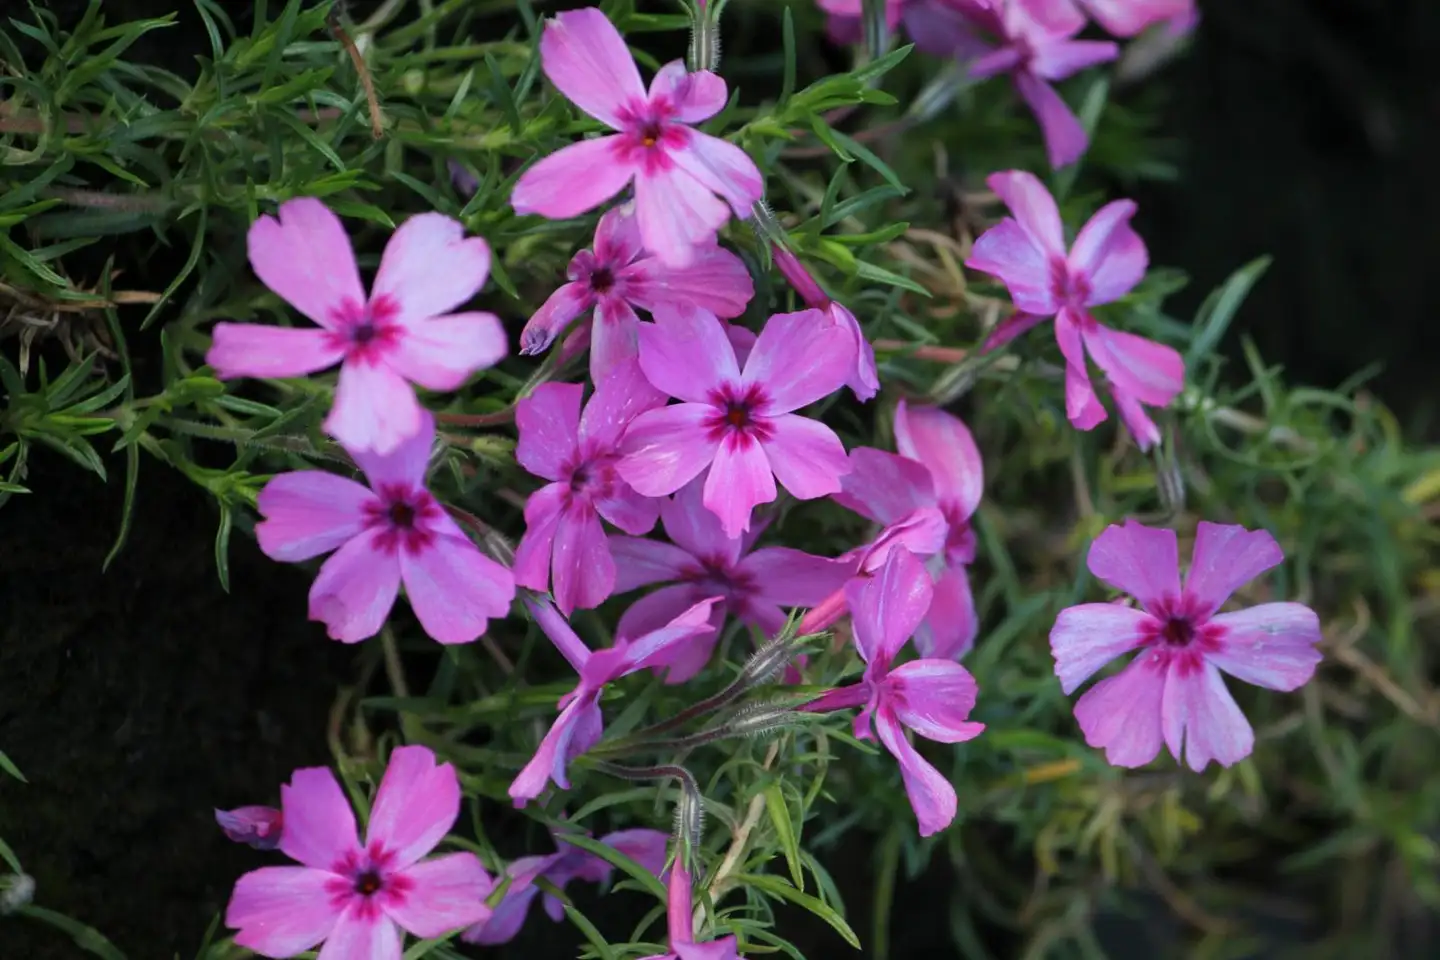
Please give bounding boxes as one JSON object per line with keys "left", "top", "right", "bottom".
{"left": 215, "top": 806, "right": 283, "bottom": 851}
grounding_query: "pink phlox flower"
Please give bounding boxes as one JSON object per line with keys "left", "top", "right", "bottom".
{"left": 521, "top": 205, "right": 754, "bottom": 383}
{"left": 817, "top": 0, "right": 991, "bottom": 58}
{"left": 464, "top": 827, "right": 669, "bottom": 945}
{"left": 216, "top": 806, "right": 284, "bottom": 852}
{"left": 618, "top": 304, "right": 855, "bottom": 539}
{"left": 804, "top": 550, "right": 984, "bottom": 837}
{"left": 254, "top": 409, "right": 515, "bottom": 644}
{"left": 608, "top": 476, "right": 850, "bottom": 683}
{"left": 1069, "top": 0, "right": 1195, "bottom": 37}
{"left": 640, "top": 858, "right": 743, "bottom": 960}
{"left": 509, "top": 597, "right": 722, "bottom": 806}
{"left": 833, "top": 400, "right": 984, "bottom": 659}
{"left": 225, "top": 746, "right": 494, "bottom": 958}
{"left": 772, "top": 246, "right": 878, "bottom": 401}
{"left": 1049, "top": 520, "right": 1323, "bottom": 771}
{"left": 965, "top": 170, "right": 1183, "bottom": 449}
{"left": 511, "top": 7, "right": 764, "bottom": 268}
{"left": 514, "top": 359, "right": 669, "bottom": 615}
{"left": 208, "top": 198, "right": 507, "bottom": 455}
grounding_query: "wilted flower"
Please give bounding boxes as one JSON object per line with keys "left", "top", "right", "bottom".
{"left": 215, "top": 805, "right": 284, "bottom": 851}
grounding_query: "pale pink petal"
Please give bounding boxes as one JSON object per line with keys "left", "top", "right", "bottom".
{"left": 227, "top": 866, "right": 339, "bottom": 956}
{"left": 637, "top": 304, "right": 740, "bottom": 402}
{"left": 634, "top": 164, "right": 731, "bottom": 267}
{"left": 516, "top": 383, "right": 583, "bottom": 482}
{"left": 1070, "top": 200, "right": 1148, "bottom": 306}
{"left": 1206, "top": 603, "right": 1323, "bottom": 691}
{"left": 886, "top": 660, "right": 985, "bottom": 742}
{"left": 618, "top": 404, "right": 720, "bottom": 496}
{"left": 386, "top": 312, "right": 507, "bottom": 391}
{"left": 608, "top": 534, "right": 696, "bottom": 592}
{"left": 618, "top": 585, "right": 722, "bottom": 683}
{"left": 745, "top": 548, "right": 850, "bottom": 607}
{"left": 1049, "top": 602, "right": 1155, "bottom": 694}
{"left": 1161, "top": 658, "right": 1254, "bottom": 771}
{"left": 522, "top": 282, "right": 594, "bottom": 356}
{"left": 648, "top": 61, "right": 728, "bottom": 123}
{"left": 1114, "top": 387, "right": 1162, "bottom": 450}
{"left": 847, "top": 548, "right": 934, "bottom": 666}
{"left": 964, "top": 220, "right": 1057, "bottom": 316}
{"left": 539, "top": 7, "right": 645, "bottom": 129}
{"left": 1073, "top": 655, "right": 1165, "bottom": 767}
{"left": 833, "top": 447, "right": 936, "bottom": 526}
{"left": 386, "top": 852, "right": 494, "bottom": 937}
{"left": 614, "top": 597, "right": 722, "bottom": 675}
{"left": 349, "top": 407, "right": 437, "bottom": 491}
{"left": 207, "top": 323, "right": 345, "bottom": 379}
{"left": 874, "top": 707, "right": 957, "bottom": 837}
{"left": 1030, "top": 38, "right": 1119, "bottom": 80}
{"left": 400, "top": 533, "right": 516, "bottom": 644}
{"left": 667, "top": 129, "right": 764, "bottom": 214}
{"left": 984, "top": 169, "right": 1065, "bottom": 257}
{"left": 509, "top": 695, "right": 604, "bottom": 803}
{"left": 590, "top": 296, "right": 643, "bottom": 383}
{"left": 248, "top": 198, "right": 364, "bottom": 330}
{"left": 704, "top": 438, "right": 777, "bottom": 538}
{"left": 623, "top": 245, "right": 754, "bottom": 319}
{"left": 255, "top": 471, "right": 373, "bottom": 562}
{"left": 831, "top": 303, "right": 879, "bottom": 401}
{"left": 367, "top": 746, "right": 460, "bottom": 868}
{"left": 326, "top": 360, "right": 423, "bottom": 456}
{"left": 514, "top": 484, "right": 564, "bottom": 593}
{"left": 1055, "top": 309, "right": 1107, "bottom": 429}
{"left": 594, "top": 204, "right": 645, "bottom": 266}
{"left": 916, "top": 562, "right": 978, "bottom": 661}
{"left": 981, "top": 311, "right": 1047, "bottom": 353}
{"left": 308, "top": 528, "right": 402, "bottom": 643}
{"left": 316, "top": 910, "right": 402, "bottom": 960}
{"left": 279, "top": 766, "right": 360, "bottom": 869}
{"left": 846, "top": 507, "right": 949, "bottom": 574}
{"left": 741, "top": 308, "right": 854, "bottom": 413}
{"left": 1081, "top": 323, "right": 1184, "bottom": 408}
{"left": 1015, "top": 71, "right": 1088, "bottom": 169}
{"left": 894, "top": 400, "right": 984, "bottom": 519}
{"left": 373, "top": 213, "right": 491, "bottom": 325}
{"left": 551, "top": 508, "right": 615, "bottom": 614}
{"left": 1086, "top": 520, "right": 1181, "bottom": 613}
{"left": 512, "top": 136, "right": 634, "bottom": 220}
{"left": 1079, "top": 0, "right": 1192, "bottom": 36}
{"left": 761, "top": 414, "right": 850, "bottom": 501}
{"left": 580, "top": 356, "right": 668, "bottom": 449}
{"left": 1183, "top": 522, "right": 1284, "bottom": 617}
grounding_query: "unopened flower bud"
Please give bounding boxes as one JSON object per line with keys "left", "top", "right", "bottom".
{"left": 215, "top": 806, "right": 284, "bottom": 851}
{"left": 772, "top": 246, "right": 828, "bottom": 309}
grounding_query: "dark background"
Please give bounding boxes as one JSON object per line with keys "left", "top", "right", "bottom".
{"left": 4, "top": 0, "right": 1437, "bottom": 956}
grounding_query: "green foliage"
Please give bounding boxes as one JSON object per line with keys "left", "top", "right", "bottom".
{"left": 2, "top": 1, "right": 1437, "bottom": 958}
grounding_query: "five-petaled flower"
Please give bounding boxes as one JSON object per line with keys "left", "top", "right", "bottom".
{"left": 618, "top": 304, "right": 855, "bottom": 539}
{"left": 511, "top": 7, "right": 764, "bottom": 267}
{"left": 1050, "top": 520, "right": 1323, "bottom": 771}
{"left": 208, "top": 198, "right": 507, "bottom": 455}
{"left": 255, "top": 409, "right": 515, "bottom": 644}
{"left": 225, "top": 746, "right": 493, "bottom": 958}
{"left": 966, "top": 170, "right": 1183, "bottom": 448}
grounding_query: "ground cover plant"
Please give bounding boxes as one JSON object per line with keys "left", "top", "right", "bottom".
{"left": 2, "top": 1, "right": 1439, "bottom": 958}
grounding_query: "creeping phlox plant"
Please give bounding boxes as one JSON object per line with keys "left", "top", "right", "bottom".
{"left": 4, "top": 0, "right": 1435, "bottom": 957}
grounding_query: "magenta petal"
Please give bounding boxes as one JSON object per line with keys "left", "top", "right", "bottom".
{"left": 551, "top": 508, "right": 615, "bottom": 614}
{"left": 831, "top": 302, "right": 879, "bottom": 401}
{"left": 985, "top": 170, "right": 1066, "bottom": 257}
{"left": 255, "top": 471, "right": 372, "bottom": 562}
{"left": 515, "top": 484, "right": 564, "bottom": 593}
{"left": 316, "top": 910, "right": 401, "bottom": 960}
{"left": 1114, "top": 387, "right": 1162, "bottom": 450}
{"left": 401, "top": 533, "right": 516, "bottom": 644}
{"left": 886, "top": 660, "right": 985, "bottom": 743}
{"left": 1055, "top": 309, "right": 1107, "bottom": 430}
{"left": 848, "top": 548, "right": 934, "bottom": 666}
{"left": 523, "top": 282, "right": 593, "bottom": 356}
{"left": 1030, "top": 38, "right": 1119, "bottom": 80}
{"left": 608, "top": 535, "right": 695, "bottom": 593}
{"left": 981, "top": 311, "right": 1047, "bottom": 353}
{"left": 833, "top": 447, "right": 936, "bottom": 526}
{"left": 373, "top": 213, "right": 491, "bottom": 325}
{"left": 462, "top": 880, "right": 540, "bottom": 945}
{"left": 1207, "top": 603, "right": 1322, "bottom": 691}
{"left": 308, "top": 528, "right": 402, "bottom": 643}
{"left": 594, "top": 204, "right": 644, "bottom": 266}
{"left": 1080, "top": 0, "right": 1191, "bottom": 37}
{"left": 662, "top": 475, "right": 742, "bottom": 565}
{"left": 516, "top": 383, "right": 583, "bottom": 482}
{"left": 744, "top": 547, "right": 850, "bottom": 607}
{"left": 803, "top": 682, "right": 871, "bottom": 715}
{"left": 964, "top": 219, "right": 1058, "bottom": 316}
{"left": 615, "top": 597, "right": 722, "bottom": 675}
{"left": 637, "top": 304, "right": 740, "bottom": 402}
{"left": 761, "top": 414, "right": 849, "bottom": 501}
{"left": 916, "top": 562, "right": 978, "bottom": 661}
{"left": 624, "top": 245, "right": 754, "bottom": 319}
{"left": 741, "top": 309, "right": 853, "bottom": 413}
{"left": 512, "top": 136, "right": 634, "bottom": 220}
{"left": 599, "top": 828, "right": 671, "bottom": 882}
{"left": 1073, "top": 655, "right": 1165, "bottom": 768}
{"left": 595, "top": 486, "right": 661, "bottom": 537}
{"left": 247, "top": 198, "right": 364, "bottom": 331}
{"left": 1049, "top": 602, "right": 1155, "bottom": 694}
{"left": 1086, "top": 520, "right": 1181, "bottom": 613}
{"left": 648, "top": 61, "right": 728, "bottom": 124}
{"left": 207, "top": 323, "right": 345, "bottom": 380}
{"left": 848, "top": 507, "right": 950, "bottom": 575}
{"left": 227, "top": 866, "right": 340, "bottom": 957}
{"left": 387, "top": 312, "right": 507, "bottom": 391}
{"left": 1183, "top": 522, "right": 1284, "bottom": 617}
{"left": 874, "top": 707, "right": 957, "bottom": 837}
{"left": 326, "top": 359, "right": 422, "bottom": 456}
{"left": 668, "top": 129, "right": 764, "bottom": 215}
{"left": 704, "top": 438, "right": 776, "bottom": 538}
{"left": 510, "top": 694, "right": 603, "bottom": 804}
{"left": 591, "top": 296, "right": 643, "bottom": 383}
{"left": 618, "top": 404, "right": 720, "bottom": 497}
{"left": 1070, "top": 200, "right": 1148, "bottom": 306}
{"left": 580, "top": 356, "right": 668, "bottom": 450}
{"left": 350, "top": 408, "right": 437, "bottom": 491}
{"left": 279, "top": 766, "right": 360, "bottom": 869}
{"left": 894, "top": 400, "right": 983, "bottom": 519}
{"left": 634, "top": 165, "right": 731, "bottom": 267}
{"left": 1081, "top": 323, "right": 1184, "bottom": 408}
{"left": 677, "top": 941, "right": 742, "bottom": 960}
{"left": 1015, "top": 71, "right": 1088, "bottom": 170}
{"left": 539, "top": 7, "right": 645, "bottom": 129}
{"left": 386, "top": 852, "right": 495, "bottom": 938}
{"left": 367, "top": 746, "right": 460, "bottom": 868}
{"left": 1161, "top": 659, "right": 1254, "bottom": 771}
{"left": 619, "top": 585, "right": 721, "bottom": 684}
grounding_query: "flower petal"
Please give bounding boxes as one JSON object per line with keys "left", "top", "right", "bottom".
{"left": 308, "top": 528, "right": 402, "bottom": 643}
{"left": 400, "top": 532, "right": 516, "bottom": 644}
{"left": 916, "top": 562, "right": 978, "bottom": 661}
{"left": 516, "top": 383, "right": 583, "bottom": 482}
{"left": 624, "top": 244, "right": 754, "bottom": 319}
{"left": 1206, "top": 603, "right": 1323, "bottom": 691}
{"left": 874, "top": 707, "right": 957, "bottom": 837}
{"left": 580, "top": 355, "right": 668, "bottom": 450}
{"left": 648, "top": 61, "right": 728, "bottom": 124}
{"left": 461, "top": 881, "right": 540, "bottom": 945}
{"left": 594, "top": 203, "right": 645, "bottom": 266}
{"left": 1072, "top": 655, "right": 1165, "bottom": 768}
{"left": 886, "top": 659, "right": 985, "bottom": 743}
{"left": 1030, "top": 38, "right": 1119, "bottom": 80}
{"left": 894, "top": 400, "right": 983, "bottom": 519}
{"left": 373, "top": 213, "right": 491, "bottom": 325}
{"left": 833, "top": 446, "right": 937, "bottom": 525}
{"left": 349, "top": 408, "right": 436, "bottom": 492}
{"left": 1014, "top": 71, "right": 1088, "bottom": 170}
{"left": 981, "top": 311, "right": 1047, "bottom": 353}
{"left": 831, "top": 302, "right": 879, "bottom": 401}
{"left": 386, "top": 852, "right": 494, "bottom": 938}
{"left": 316, "top": 910, "right": 402, "bottom": 960}
{"left": 207, "top": 323, "right": 345, "bottom": 380}
{"left": 617, "top": 597, "right": 722, "bottom": 677}
{"left": 279, "top": 766, "right": 360, "bottom": 869}
{"left": 386, "top": 312, "right": 507, "bottom": 391}
{"left": 522, "top": 282, "right": 593, "bottom": 356}
{"left": 325, "top": 359, "right": 423, "bottom": 456}
{"left": 539, "top": 7, "right": 645, "bottom": 129}
{"left": 1161, "top": 658, "right": 1254, "bottom": 771}
{"left": 1049, "top": 602, "right": 1155, "bottom": 694}
{"left": 761, "top": 414, "right": 849, "bottom": 501}
{"left": 514, "top": 484, "right": 564, "bottom": 593}
{"left": 1056, "top": 309, "right": 1107, "bottom": 429}
{"left": 248, "top": 198, "right": 364, "bottom": 330}
{"left": 1086, "top": 520, "right": 1181, "bottom": 613}
{"left": 667, "top": 129, "right": 764, "bottom": 214}
{"left": 740, "top": 308, "right": 853, "bottom": 413}
{"left": 512, "top": 136, "right": 634, "bottom": 220}
{"left": 551, "top": 507, "right": 615, "bottom": 614}
{"left": 984, "top": 169, "right": 1065, "bottom": 257}
{"left": 509, "top": 694, "right": 603, "bottom": 804}
{"left": 591, "top": 295, "right": 643, "bottom": 383}
{"left": 227, "top": 866, "right": 340, "bottom": 957}
{"left": 744, "top": 547, "right": 850, "bottom": 607}
{"left": 847, "top": 548, "right": 934, "bottom": 666}
{"left": 637, "top": 303, "right": 740, "bottom": 402}
{"left": 634, "top": 164, "right": 732, "bottom": 267}
{"left": 966, "top": 219, "right": 1060, "bottom": 315}
{"left": 1070, "top": 200, "right": 1147, "bottom": 307}
{"left": 1081, "top": 322, "right": 1184, "bottom": 409}
{"left": 617, "top": 584, "right": 721, "bottom": 683}
{"left": 661, "top": 474, "right": 743, "bottom": 566}
{"left": 704, "top": 437, "right": 777, "bottom": 538}
{"left": 608, "top": 534, "right": 696, "bottom": 593}
{"left": 255, "top": 471, "right": 373, "bottom": 562}
{"left": 1114, "top": 387, "right": 1162, "bottom": 450}
{"left": 618, "top": 404, "right": 720, "bottom": 497}
{"left": 367, "top": 746, "right": 460, "bottom": 868}
{"left": 1183, "top": 522, "right": 1284, "bottom": 618}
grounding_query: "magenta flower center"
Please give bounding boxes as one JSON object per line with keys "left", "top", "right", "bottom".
{"left": 1160, "top": 617, "right": 1196, "bottom": 646}
{"left": 565, "top": 451, "right": 622, "bottom": 506}
{"left": 704, "top": 384, "right": 775, "bottom": 447}
{"left": 1140, "top": 595, "right": 1223, "bottom": 670}
{"left": 365, "top": 484, "right": 441, "bottom": 555}
{"left": 589, "top": 266, "right": 616, "bottom": 294}
{"left": 327, "top": 846, "right": 413, "bottom": 919}
{"left": 330, "top": 294, "right": 402, "bottom": 364}
{"left": 616, "top": 101, "right": 686, "bottom": 171}
{"left": 680, "top": 556, "right": 756, "bottom": 611}
{"left": 354, "top": 869, "right": 384, "bottom": 896}
{"left": 1049, "top": 257, "right": 1091, "bottom": 309}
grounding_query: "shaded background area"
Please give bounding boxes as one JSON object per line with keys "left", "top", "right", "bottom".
{"left": 3, "top": 0, "right": 1438, "bottom": 956}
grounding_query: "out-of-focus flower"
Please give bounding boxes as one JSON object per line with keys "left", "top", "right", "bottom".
{"left": 215, "top": 805, "right": 284, "bottom": 851}
{"left": 1071, "top": 0, "right": 1194, "bottom": 37}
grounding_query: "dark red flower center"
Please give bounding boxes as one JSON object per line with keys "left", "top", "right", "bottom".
{"left": 704, "top": 384, "right": 774, "bottom": 446}
{"left": 590, "top": 267, "right": 615, "bottom": 294}
{"left": 639, "top": 120, "right": 664, "bottom": 148}
{"left": 352, "top": 322, "right": 378, "bottom": 345}
{"left": 1160, "top": 616, "right": 1196, "bottom": 646}
{"left": 364, "top": 484, "right": 440, "bottom": 555}
{"left": 354, "top": 869, "right": 384, "bottom": 896}
{"left": 1049, "top": 257, "right": 1092, "bottom": 309}
{"left": 388, "top": 501, "right": 416, "bottom": 528}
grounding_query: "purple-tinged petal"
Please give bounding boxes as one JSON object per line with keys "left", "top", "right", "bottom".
{"left": 516, "top": 382, "right": 583, "bottom": 482}
{"left": 669, "top": 130, "right": 764, "bottom": 215}
{"left": 830, "top": 302, "right": 879, "bottom": 401}
{"left": 367, "top": 746, "right": 460, "bottom": 868}
{"left": 1073, "top": 654, "right": 1165, "bottom": 768}
{"left": 227, "top": 866, "right": 340, "bottom": 957}
{"left": 874, "top": 707, "right": 957, "bottom": 837}
{"left": 373, "top": 213, "right": 491, "bottom": 326}
{"left": 1055, "top": 309, "right": 1107, "bottom": 429}
{"left": 1014, "top": 71, "right": 1088, "bottom": 170}
{"left": 886, "top": 659, "right": 985, "bottom": 743}
{"left": 1081, "top": 323, "right": 1184, "bottom": 409}
{"left": 833, "top": 446, "right": 937, "bottom": 526}
{"left": 512, "top": 136, "right": 634, "bottom": 220}
{"left": 965, "top": 218, "right": 1060, "bottom": 316}
{"left": 595, "top": 204, "right": 645, "bottom": 267}
{"left": 981, "top": 311, "right": 1047, "bottom": 353}
{"left": 1184, "top": 522, "right": 1285, "bottom": 618}
{"left": 1086, "top": 520, "right": 1181, "bottom": 614}
{"left": 523, "top": 594, "right": 593, "bottom": 674}
{"left": 316, "top": 909, "right": 402, "bottom": 960}
{"left": 255, "top": 471, "right": 373, "bottom": 563}
{"left": 509, "top": 694, "right": 603, "bottom": 804}
{"left": 386, "top": 852, "right": 494, "bottom": 938}
{"left": 848, "top": 548, "right": 934, "bottom": 666}
{"left": 1049, "top": 602, "right": 1155, "bottom": 694}
{"left": 401, "top": 533, "right": 516, "bottom": 644}
{"left": 326, "top": 359, "right": 422, "bottom": 456}
{"left": 1079, "top": 0, "right": 1192, "bottom": 37}
{"left": 599, "top": 828, "right": 671, "bottom": 881}
{"left": 580, "top": 356, "right": 668, "bottom": 450}
{"left": 803, "top": 682, "right": 871, "bottom": 715}
{"left": 985, "top": 169, "right": 1066, "bottom": 258}
{"left": 761, "top": 414, "right": 849, "bottom": 502}
{"left": 350, "top": 408, "right": 436, "bottom": 491}
{"left": 551, "top": 508, "right": 615, "bottom": 614}
{"left": 1161, "top": 658, "right": 1254, "bottom": 771}
{"left": 596, "top": 484, "right": 662, "bottom": 536}
{"left": 279, "top": 766, "right": 360, "bottom": 870}
{"left": 523, "top": 283, "right": 594, "bottom": 356}
{"left": 615, "top": 597, "right": 722, "bottom": 676}
{"left": 591, "top": 296, "right": 643, "bottom": 383}
{"left": 745, "top": 547, "right": 850, "bottom": 607}
{"left": 514, "top": 485, "right": 563, "bottom": 593}
{"left": 386, "top": 312, "right": 507, "bottom": 391}
{"left": 462, "top": 881, "right": 540, "bottom": 945}
{"left": 894, "top": 400, "right": 984, "bottom": 520}
{"left": 741, "top": 308, "right": 853, "bottom": 413}
{"left": 678, "top": 941, "right": 741, "bottom": 960}
{"left": 648, "top": 61, "right": 728, "bottom": 124}
{"left": 846, "top": 507, "right": 950, "bottom": 575}
{"left": 637, "top": 304, "right": 740, "bottom": 402}
{"left": 618, "top": 404, "right": 720, "bottom": 497}
{"left": 308, "top": 528, "right": 402, "bottom": 643}
{"left": 903, "top": 0, "right": 991, "bottom": 58}
{"left": 634, "top": 165, "right": 731, "bottom": 268}
{"left": 1114, "top": 387, "right": 1162, "bottom": 451}
{"left": 1206, "top": 603, "right": 1322, "bottom": 691}
{"left": 727, "top": 323, "right": 757, "bottom": 366}
{"left": 704, "top": 438, "right": 776, "bottom": 539}
{"left": 207, "top": 324, "right": 345, "bottom": 380}
{"left": 661, "top": 476, "right": 742, "bottom": 567}
{"left": 539, "top": 7, "right": 645, "bottom": 130}
{"left": 608, "top": 535, "right": 696, "bottom": 593}
{"left": 616, "top": 584, "right": 719, "bottom": 684}
{"left": 1029, "top": 38, "right": 1119, "bottom": 80}
{"left": 916, "top": 562, "right": 978, "bottom": 661}
{"left": 968, "top": 44, "right": 1026, "bottom": 80}
{"left": 624, "top": 245, "right": 754, "bottom": 319}
{"left": 1070, "top": 200, "right": 1147, "bottom": 307}
{"left": 247, "top": 198, "right": 364, "bottom": 331}
{"left": 216, "top": 806, "right": 284, "bottom": 851}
